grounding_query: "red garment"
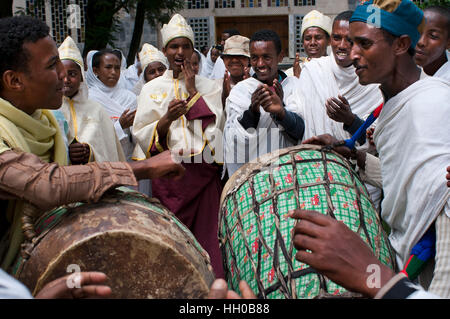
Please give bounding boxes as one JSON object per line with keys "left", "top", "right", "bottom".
{"left": 152, "top": 162, "right": 224, "bottom": 278}
{"left": 150, "top": 96, "right": 224, "bottom": 278}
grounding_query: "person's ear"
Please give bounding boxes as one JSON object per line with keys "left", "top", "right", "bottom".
{"left": 446, "top": 36, "right": 450, "bottom": 51}
{"left": 2, "top": 70, "right": 25, "bottom": 92}
{"left": 393, "top": 35, "right": 412, "bottom": 56}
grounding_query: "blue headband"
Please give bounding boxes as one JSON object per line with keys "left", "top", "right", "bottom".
{"left": 350, "top": 0, "right": 424, "bottom": 49}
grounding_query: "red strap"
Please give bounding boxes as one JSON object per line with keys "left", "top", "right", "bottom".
{"left": 373, "top": 103, "right": 384, "bottom": 118}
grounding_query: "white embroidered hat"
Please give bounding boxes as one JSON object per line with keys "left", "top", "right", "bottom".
{"left": 139, "top": 43, "right": 169, "bottom": 71}
{"left": 161, "top": 14, "right": 195, "bottom": 48}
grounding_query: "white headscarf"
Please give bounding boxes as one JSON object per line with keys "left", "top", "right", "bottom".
{"left": 194, "top": 49, "right": 204, "bottom": 75}
{"left": 201, "top": 47, "right": 216, "bottom": 78}
{"left": 85, "top": 50, "right": 137, "bottom": 118}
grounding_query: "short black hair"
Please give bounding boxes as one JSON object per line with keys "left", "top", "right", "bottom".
{"left": 424, "top": 5, "right": 450, "bottom": 34}
{"left": 0, "top": 16, "right": 50, "bottom": 88}
{"left": 334, "top": 10, "right": 354, "bottom": 24}
{"left": 92, "top": 48, "right": 122, "bottom": 68}
{"left": 250, "top": 29, "right": 282, "bottom": 55}
{"left": 223, "top": 29, "right": 240, "bottom": 36}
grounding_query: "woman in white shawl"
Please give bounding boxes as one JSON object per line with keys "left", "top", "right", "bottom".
{"left": 85, "top": 49, "right": 137, "bottom": 161}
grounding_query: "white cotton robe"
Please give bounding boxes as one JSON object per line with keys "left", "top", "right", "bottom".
{"left": 373, "top": 76, "right": 450, "bottom": 268}
{"left": 223, "top": 76, "right": 303, "bottom": 177}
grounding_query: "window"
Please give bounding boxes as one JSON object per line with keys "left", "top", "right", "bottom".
{"left": 215, "top": 0, "right": 235, "bottom": 8}
{"left": 294, "top": 0, "right": 316, "bottom": 6}
{"left": 294, "top": 14, "right": 306, "bottom": 56}
{"left": 26, "top": 0, "right": 88, "bottom": 45}
{"left": 267, "top": 0, "right": 288, "bottom": 7}
{"left": 188, "top": 17, "right": 210, "bottom": 51}
{"left": 241, "top": 0, "right": 262, "bottom": 8}
{"left": 186, "top": 0, "right": 209, "bottom": 9}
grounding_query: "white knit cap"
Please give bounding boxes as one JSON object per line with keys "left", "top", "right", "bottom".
{"left": 301, "top": 10, "right": 332, "bottom": 38}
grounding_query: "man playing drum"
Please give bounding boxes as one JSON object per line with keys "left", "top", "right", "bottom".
{"left": 304, "top": 0, "right": 450, "bottom": 297}
{"left": 0, "top": 16, "right": 185, "bottom": 273}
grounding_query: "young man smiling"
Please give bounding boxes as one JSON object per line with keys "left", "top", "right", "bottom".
{"left": 0, "top": 16, "right": 185, "bottom": 272}
{"left": 223, "top": 29, "right": 304, "bottom": 177}
{"left": 414, "top": 5, "right": 450, "bottom": 80}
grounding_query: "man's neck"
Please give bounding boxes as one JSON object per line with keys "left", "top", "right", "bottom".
{"left": 0, "top": 92, "right": 34, "bottom": 115}
{"left": 423, "top": 51, "right": 447, "bottom": 76}
{"left": 380, "top": 57, "right": 421, "bottom": 101}
{"left": 230, "top": 74, "right": 243, "bottom": 85}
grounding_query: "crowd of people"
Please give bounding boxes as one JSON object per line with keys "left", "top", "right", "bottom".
{"left": 0, "top": 0, "right": 448, "bottom": 299}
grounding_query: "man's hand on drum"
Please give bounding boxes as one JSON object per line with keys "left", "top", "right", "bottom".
{"left": 303, "top": 134, "right": 367, "bottom": 169}
{"left": 290, "top": 209, "right": 395, "bottom": 298}
{"left": 303, "top": 134, "right": 351, "bottom": 157}
{"left": 208, "top": 278, "right": 256, "bottom": 299}
{"left": 129, "top": 150, "right": 185, "bottom": 181}
{"left": 35, "top": 271, "right": 112, "bottom": 299}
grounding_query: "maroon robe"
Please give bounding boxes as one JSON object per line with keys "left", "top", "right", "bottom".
{"left": 150, "top": 96, "right": 224, "bottom": 278}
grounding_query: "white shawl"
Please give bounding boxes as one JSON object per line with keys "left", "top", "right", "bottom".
{"left": 211, "top": 56, "right": 226, "bottom": 80}
{"left": 374, "top": 76, "right": 450, "bottom": 268}
{"left": 295, "top": 55, "right": 383, "bottom": 141}
{"left": 85, "top": 50, "right": 137, "bottom": 160}
{"left": 434, "top": 50, "right": 450, "bottom": 82}
{"left": 200, "top": 48, "right": 216, "bottom": 79}
{"left": 224, "top": 76, "right": 302, "bottom": 177}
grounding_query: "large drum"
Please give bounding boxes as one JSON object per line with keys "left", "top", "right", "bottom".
{"left": 13, "top": 188, "right": 215, "bottom": 298}
{"left": 219, "top": 145, "right": 396, "bottom": 299}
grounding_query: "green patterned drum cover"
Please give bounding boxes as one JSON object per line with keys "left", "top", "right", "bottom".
{"left": 219, "top": 145, "right": 395, "bottom": 299}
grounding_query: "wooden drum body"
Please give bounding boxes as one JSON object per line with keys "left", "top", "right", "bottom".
{"left": 219, "top": 145, "right": 395, "bottom": 299}
{"left": 14, "top": 188, "right": 215, "bottom": 298}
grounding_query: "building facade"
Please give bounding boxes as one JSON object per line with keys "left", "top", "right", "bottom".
{"left": 180, "top": 0, "right": 356, "bottom": 59}
{"left": 12, "top": 0, "right": 158, "bottom": 58}
{"left": 12, "top": 0, "right": 427, "bottom": 61}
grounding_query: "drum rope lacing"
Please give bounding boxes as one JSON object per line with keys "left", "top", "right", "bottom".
{"left": 219, "top": 146, "right": 396, "bottom": 299}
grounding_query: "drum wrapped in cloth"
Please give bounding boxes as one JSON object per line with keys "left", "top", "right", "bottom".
{"left": 219, "top": 145, "right": 396, "bottom": 299}
{"left": 13, "top": 188, "right": 215, "bottom": 298}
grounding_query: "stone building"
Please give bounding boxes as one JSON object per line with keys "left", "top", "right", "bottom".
{"left": 181, "top": 0, "right": 358, "bottom": 59}
{"left": 11, "top": 0, "right": 428, "bottom": 61}
{"left": 12, "top": 0, "right": 158, "bottom": 58}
